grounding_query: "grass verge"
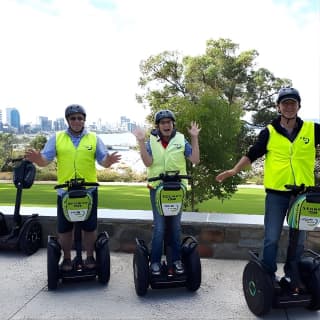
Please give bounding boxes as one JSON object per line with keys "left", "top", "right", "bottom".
{"left": 0, "top": 183, "right": 265, "bottom": 214}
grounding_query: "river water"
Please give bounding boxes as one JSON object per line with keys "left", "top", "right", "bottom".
{"left": 98, "top": 132, "right": 145, "bottom": 173}
{"left": 98, "top": 132, "right": 137, "bottom": 147}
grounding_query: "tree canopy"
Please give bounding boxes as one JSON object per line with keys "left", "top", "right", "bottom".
{"left": 136, "top": 38, "right": 291, "bottom": 209}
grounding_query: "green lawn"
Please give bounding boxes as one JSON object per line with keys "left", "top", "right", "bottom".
{"left": 0, "top": 183, "right": 265, "bottom": 214}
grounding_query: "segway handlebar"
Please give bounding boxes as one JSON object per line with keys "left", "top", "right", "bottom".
{"left": 9, "top": 157, "right": 24, "bottom": 162}
{"left": 1, "top": 157, "right": 25, "bottom": 168}
{"left": 54, "top": 178, "right": 99, "bottom": 190}
{"left": 147, "top": 171, "right": 192, "bottom": 182}
{"left": 285, "top": 184, "right": 320, "bottom": 194}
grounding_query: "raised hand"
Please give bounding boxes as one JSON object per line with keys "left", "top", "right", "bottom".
{"left": 104, "top": 152, "right": 121, "bottom": 168}
{"left": 132, "top": 128, "right": 146, "bottom": 142}
{"left": 187, "top": 121, "right": 201, "bottom": 137}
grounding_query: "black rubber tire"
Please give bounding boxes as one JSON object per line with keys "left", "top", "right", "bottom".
{"left": 300, "top": 257, "right": 320, "bottom": 310}
{"left": 96, "top": 242, "right": 111, "bottom": 285}
{"left": 0, "top": 212, "right": 8, "bottom": 236}
{"left": 184, "top": 248, "right": 201, "bottom": 291}
{"left": 307, "top": 269, "right": 320, "bottom": 310}
{"left": 242, "top": 261, "right": 274, "bottom": 316}
{"left": 19, "top": 221, "right": 42, "bottom": 255}
{"left": 47, "top": 241, "right": 60, "bottom": 290}
{"left": 133, "top": 246, "right": 149, "bottom": 296}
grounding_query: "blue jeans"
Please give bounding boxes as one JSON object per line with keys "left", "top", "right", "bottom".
{"left": 262, "top": 192, "right": 306, "bottom": 275}
{"left": 149, "top": 188, "right": 182, "bottom": 264}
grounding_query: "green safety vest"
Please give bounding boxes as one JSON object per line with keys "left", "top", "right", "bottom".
{"left": 56, "top": 131, "right": 97, "bottom": 184}
{"left": 147, "top": 132, "right": 187, "bottom": 188}
{"left": 264, "top": 122, "right": 315, "bottom": 191}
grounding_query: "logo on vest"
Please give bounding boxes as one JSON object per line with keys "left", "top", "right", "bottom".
{"left": 300, "top": 137, "right": 309, "bottom": 144}
{"left": 86, "top": 145, "right": 93, "bottom": 150}
{"left": 173, "top": 143, "right": 182, "bottom": 149}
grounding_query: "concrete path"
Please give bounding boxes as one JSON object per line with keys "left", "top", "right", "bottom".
{"left": 1, "top": 249, "right": 320, "bottom": 320}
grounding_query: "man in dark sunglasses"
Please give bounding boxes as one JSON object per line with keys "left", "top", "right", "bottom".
{"left": 25, "top": 104, "right": 121, "bottom": 271}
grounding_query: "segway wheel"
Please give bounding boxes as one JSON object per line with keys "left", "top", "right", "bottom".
{"left": 184, "top": 248, "right": 201, "bottom": 291}
{"left": 0, "top": 212, "right": 8, "bottom": 236}
{"left": 300, "top": 256, "right": 320, "bottom": 310}
{"left": 242, "top": 261, "right": 274, "bottom": 316}
{"left": 133, "top": 246, "right": 149, "bottom": 296}
{"left": 47, "top": 239, "right": 61, "bottom": 290}
{"left": 19, "top": 221, "right": 42, "bottom": 255}
{"left": 96, "top": 235, "right": 111, "bottom": 285}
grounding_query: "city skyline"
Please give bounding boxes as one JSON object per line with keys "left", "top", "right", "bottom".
{"left": 0, "top": 1, "right": 318, "bottom": 127}
{"left": 0, "top": 107, "right": 139, "bottom": 134}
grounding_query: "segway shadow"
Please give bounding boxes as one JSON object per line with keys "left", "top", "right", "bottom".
{"left": 0, "top": 158, "right": 42, "bottom": 255}
{"left": 47, "top": 178, "right": 110, "bottom": 290}
{"left": 243, "top": 184, "right": 320, "bottom": 316}
{"left": 133, "top": 172, "right": 201, "bottom": 296}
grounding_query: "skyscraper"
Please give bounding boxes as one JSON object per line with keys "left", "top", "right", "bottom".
{"left": 6, "top": 108, "right": 21, "bottom": 130}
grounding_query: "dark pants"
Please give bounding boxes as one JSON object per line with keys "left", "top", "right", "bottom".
{"left": 262, "top": 192, "right": 306, "bottom": 275}
{"left": 57, "top": 187, "right": 98, "bottom": 233}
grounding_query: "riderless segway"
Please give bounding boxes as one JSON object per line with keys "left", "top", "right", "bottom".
{"left": 243, "top": 184, "right": 320, "bottom": 316}
{"left": 133, "top": 171, "right": 201, "bottom": 296}
{"left": 47, "top": 178, "right": 110, "bottom": 290}
{"left": 0, "top": 158, "right": 42, "bottom": 255}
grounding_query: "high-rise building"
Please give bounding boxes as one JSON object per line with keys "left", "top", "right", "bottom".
{"left": 53, "top": 118, "right": 66, "bottom": 131}
{"left": 0, "top": 109, "right": 2, "bottom": 131}
{"left": 37, "top": 116, "right": 52, "bottom": 131}
{"left": 6, "top": 108, "right": 20, "bottom": 130}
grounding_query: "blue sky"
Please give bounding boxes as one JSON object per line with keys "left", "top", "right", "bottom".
{"left": 0, "top": 0, "right": 319, "bottom": 125}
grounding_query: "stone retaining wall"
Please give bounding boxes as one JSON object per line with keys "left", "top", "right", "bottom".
{"left": 38, "top": 215, "right": 320, "bottom": 262}
{"left": 2, "top": 208, "right": 320, "bottom": 261}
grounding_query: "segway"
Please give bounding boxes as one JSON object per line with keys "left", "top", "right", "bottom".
{"left": 133, "top": 171, "right": 201, "bottom": 296}
{"left": 47, "top": 178, "right": 110, "bottom": 290}
{"left": 0, "top": 158, "right": 42, "bottom": 255}
{"left": 243, "top": 184, "right": 320, "bottom": 316}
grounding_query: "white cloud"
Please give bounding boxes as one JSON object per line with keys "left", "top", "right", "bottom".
{"left": 0, "top": 0, "right": 319, "bottom": 125}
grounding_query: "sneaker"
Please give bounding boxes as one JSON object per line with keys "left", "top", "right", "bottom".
{"left": 60, "top": 258, "right": 72, "bottom": 272}
{"left": 84, "top": 256, "right": 96, "bottom": 270}
{"left": 173, "top": 260, "right": 184, "bottom": 275}
{"left": 283, "top": 276, "right": 306, "bottom": 294}
{"left": 150, "top": 262, "right": 161, "bottom": 276}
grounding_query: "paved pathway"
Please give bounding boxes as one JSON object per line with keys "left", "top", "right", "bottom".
{"left": 1, "top": 249, "right": 320, "bottom": 320}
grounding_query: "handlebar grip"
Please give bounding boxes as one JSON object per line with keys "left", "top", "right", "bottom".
{"left": 285, "top": 184, "right": 296, "bottom": 190}
{"left": 54, "top": 184, "right": 68, "bottom": 189}
{"left": 147, "top": 177, "right": 160, "bottom": 182}
{"left": 11, "top": 157, "right": 25, "bottom": 162}
{"left": 84, "top": 182, "right": 100, "bottom": 187}
{"left": 54, "top": 182, "right": 99, "bottom": 189}
{"left": 147, "top": 174, "right": 192, "bottom": 182}
{"left": 178, "top": 175, "right": 192, "bottom": 180}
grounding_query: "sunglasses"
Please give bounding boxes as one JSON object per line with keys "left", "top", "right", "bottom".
{"left": 69, "top": 116, "right": 85, "bottom": 121}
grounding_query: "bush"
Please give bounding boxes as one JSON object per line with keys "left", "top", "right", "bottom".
{"left": 31, "top": 165, "right": 147, "bottom": 183}
{"left": 97, "top": 167, "right": 147, "bottom": 182}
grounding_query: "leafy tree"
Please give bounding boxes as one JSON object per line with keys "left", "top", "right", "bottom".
{"left": 28, "top": 134, "right": 47, "bottom": 150}
{"left": 137, "top": 38, "right": 292, "bottom": 209}
{"left": 0, "top": 133, "right": 18, "bottom": 169}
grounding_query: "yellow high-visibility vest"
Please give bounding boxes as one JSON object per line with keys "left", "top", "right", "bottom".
{"left": 264, "top": 122, "right": 315, "bottom": 190}
{"left": 147, "top": 132, "right": 187, "bottom": 188}
{"left": 56, "top": 131, "right": 97, "bottom": 184}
